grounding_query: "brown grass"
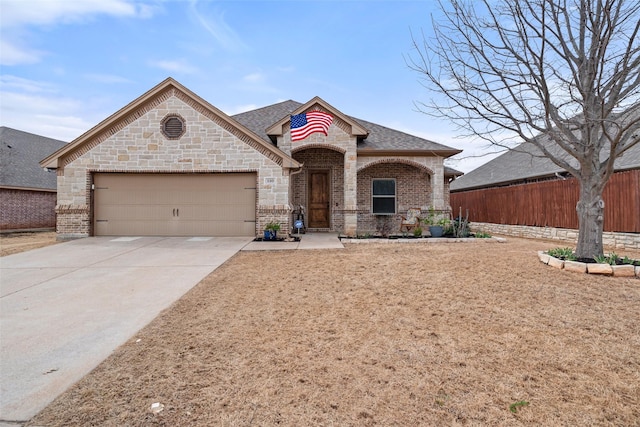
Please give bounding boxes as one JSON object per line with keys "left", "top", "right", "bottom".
{"left": 0, "top": 231, "right": 58, "bottom": 257}
{"left": 25, "top": 237, "right": 640, "bottom": 426}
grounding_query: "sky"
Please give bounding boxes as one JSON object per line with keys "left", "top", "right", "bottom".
{"left": 0, "top": 0, "right": 505, "bottom": 173}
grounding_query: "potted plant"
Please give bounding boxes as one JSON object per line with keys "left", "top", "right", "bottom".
{"left": 263, "top": 222, "right": 281, "bottom": 241}
{"left": 423, "top": 208, "right": 446, "bottom": 237}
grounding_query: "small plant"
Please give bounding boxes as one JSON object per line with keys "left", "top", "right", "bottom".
{"left": 376, "top": 215, "right": 393, "bottom": 238}
{"left": 547, "top": 247, "right": 577, "bottom": 261}
{"left": 509, "top": 400, "right": 529, "bottom": 413}
{"left": 264, "top": 222, "right": 281, "bottom": 232}
{"left": 595, "top": 252, "right": 618, "bottom": 265}
{"left": 474, "top": 231, "right": 492, "bottom": 238}
{"left": 622, "top": 256, "right": 635, "bottom": 265}
{"left": 413, "top": 227, "right": 423, "bottom": 237}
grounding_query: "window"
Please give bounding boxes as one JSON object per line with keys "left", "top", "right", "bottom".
{"left": 372, "top": 179, "right": 396, "bottom": 214}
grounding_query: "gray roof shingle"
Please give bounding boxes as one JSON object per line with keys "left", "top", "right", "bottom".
{"left": 451, "top": 108, "right": 640, "bottom": 191}
{"left": 0, "top": 127, "right": 67, "bottom": 190}
{"left": 232, "top": 100, "right": 460, "bottom": 154}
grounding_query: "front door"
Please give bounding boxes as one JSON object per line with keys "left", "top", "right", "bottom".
{"left": 308, "top": 170, "right": 330, "bottom": 228}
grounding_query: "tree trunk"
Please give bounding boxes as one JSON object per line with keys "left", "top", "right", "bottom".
{"left": 575, "top": 180, "right": 605, "bottom": 259}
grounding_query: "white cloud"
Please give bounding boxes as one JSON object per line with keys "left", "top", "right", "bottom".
{"left": 222, "top": 104, "right": 259, "bottom": 115}
{"left": 0, "top": 39, "right": 44, "bottom": 65}
{"left": 0, "top": 90, "right": 93, "bottom": 141}
{"left": 0, "top": 0, "right": 158, "bottom": 65}
{"left": 188, "top": 0, "right": 248, "bottom": 52}
{"left": 148, "top": 59, "right": 198, "bottom": 75}
{"left": 243, "top": 73, "right": 264, "bottom": 83}
{"left": 0, "top": 0, "right": 142, "bottom": 28}
{"left": 0, "top": 75, "right": 56, "bottom": 93}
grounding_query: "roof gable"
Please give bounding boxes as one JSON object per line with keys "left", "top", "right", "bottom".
{"left": 0, "top": 127, "right": 67, "bottom": 190}
{"left": 234, "top": 99, "right": 461, "bottom": 157}
{"left": 264, "top": 96, "right": 369, "bottom": 139}
{"left": 41, "top": 78, "right": 300, "bottom": 169}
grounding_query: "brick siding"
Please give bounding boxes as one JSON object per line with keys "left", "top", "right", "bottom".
{"left": 0, "top": 189, "right": 57, "bottom": 230}
{"left": 356, "top": 163, "right": 431, "bottom": 235}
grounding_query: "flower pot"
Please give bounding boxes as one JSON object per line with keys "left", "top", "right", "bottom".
{"left": 264, "top": 230, "right": 277, "bottom": 241}
{"left": 428, "top": 225, "right": 444, "bottom": 237}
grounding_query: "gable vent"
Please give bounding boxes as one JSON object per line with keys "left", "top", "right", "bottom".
{"left": 161, "top": 114, "right": 186, "bottom": 139}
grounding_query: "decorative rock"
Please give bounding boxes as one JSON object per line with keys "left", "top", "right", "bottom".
{"left": 564, "top": 260, "right": 587, "bottom": 274}
{"left": 538, "top": 251, "right": 550, "bottom": 264}
{"left": 612, "top": 265, "right": 636, "bottom": 277}
{"left": 587, "top": 263, "right": 613, "bottom": 275}
{"left": 548, "top": 256, "right": 564, "bottom": 269}
{"left": 636, "top": 266, "right": 640, "bottom": 278}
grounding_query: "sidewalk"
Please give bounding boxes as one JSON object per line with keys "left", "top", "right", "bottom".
{"left": 241, "top": 232, "right": 344, "bottom": 251}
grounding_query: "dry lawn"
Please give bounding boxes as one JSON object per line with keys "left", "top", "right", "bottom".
{"left": 0, "top": 231, "right": 58, "bottom": 257}
{"left": 24, "top": 237, "right": 640, "bottom": 426}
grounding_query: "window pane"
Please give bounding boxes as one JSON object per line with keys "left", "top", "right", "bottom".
{"left": 373, "top": 197, "right": 395, "bottom": 214}
{"left": 373, "top": 179, "right": 395, "bottom": 196}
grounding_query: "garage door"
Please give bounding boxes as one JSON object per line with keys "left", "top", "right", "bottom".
{"left": 93, "top": 173, "right": 256, "bottom": 236}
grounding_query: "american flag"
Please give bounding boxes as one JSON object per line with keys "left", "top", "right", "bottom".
{"left": 290, "top": 111, "right": 333, "bottom": 141}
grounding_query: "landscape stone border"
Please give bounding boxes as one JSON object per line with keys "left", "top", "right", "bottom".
{"left": 538, "top": 251, "right": 640, "bottom": 278}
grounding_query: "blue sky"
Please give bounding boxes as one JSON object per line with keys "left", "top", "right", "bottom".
{"left": 0, "top": 0, "right": 503, "bottom": 172}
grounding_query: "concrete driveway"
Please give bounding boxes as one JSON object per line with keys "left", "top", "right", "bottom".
{"left": 0, "top": 236, "right": 252, "bottom": 424}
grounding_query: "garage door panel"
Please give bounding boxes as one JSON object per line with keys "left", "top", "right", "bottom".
{"left": 94, "top": 173, "right": 257, "bottom": 236}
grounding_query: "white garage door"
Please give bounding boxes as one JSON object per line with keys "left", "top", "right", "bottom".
{"left": 93, "top": 173, "right": 256, "bottom": 236}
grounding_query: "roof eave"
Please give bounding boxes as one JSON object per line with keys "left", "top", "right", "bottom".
{"left": 357, "top": 148, "right": 462, "bottom": 158}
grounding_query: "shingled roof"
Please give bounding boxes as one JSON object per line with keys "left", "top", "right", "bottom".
{"left": 232, "top": 100, "right": 461, "bottom": 156}
{"left": 0, "top": 127, "right": 67, "bottom": 191}
{"left": 451, "top": 108, "right": 640, "bottom": 192}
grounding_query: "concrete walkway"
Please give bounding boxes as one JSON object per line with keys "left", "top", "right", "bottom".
{"left": 242, "top": 232, "right": 344, "bottom": 251}
{"left": 0, "top": 236, "right": 252, "bottom": 424}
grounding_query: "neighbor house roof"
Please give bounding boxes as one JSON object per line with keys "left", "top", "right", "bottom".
{"left": 233, "top": 100, "right": 462, "bottom": 158}
{"left": 0, "top": 127, "right": 67, "bottom": 191}
{"left": 451, "top": 108, "right": 640, "bottom": 192}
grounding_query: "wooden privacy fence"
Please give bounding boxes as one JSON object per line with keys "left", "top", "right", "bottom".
{"left": 450, "top": 169, "right": 640, "bottom": 233}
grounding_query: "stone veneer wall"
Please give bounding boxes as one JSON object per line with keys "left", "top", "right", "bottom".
{"left": 0, "top": 189, "right": 57, "bottom": 230}
{"left": 472, "top": 222, "right": 640, "bottom": 250}
{"left": 56, "top": 94, "right": 289, "bottom": 238}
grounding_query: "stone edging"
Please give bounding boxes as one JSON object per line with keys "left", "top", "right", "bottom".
{"left": 341, "top": 237, "right": 507, "bottom": 244}
{"left": 538, "top": 251, "right": 640, "bottom": 278}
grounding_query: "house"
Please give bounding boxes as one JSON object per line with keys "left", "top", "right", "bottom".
{"left": 0, "top": 127, "right": 67, "bottom": 231}
{"left": 450, "top": 110, "right": 640, "bottom": 234}
{"left": 40, "top": 78, "right": 462, "bottom": 239}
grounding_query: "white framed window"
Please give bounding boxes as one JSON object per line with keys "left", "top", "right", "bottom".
{"left": 372, "top": 178, "right": 396, "bottom": 214}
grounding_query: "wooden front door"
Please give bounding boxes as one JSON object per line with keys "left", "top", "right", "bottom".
{"left": 308, "top": 171, "right": 330, "bottom": 228}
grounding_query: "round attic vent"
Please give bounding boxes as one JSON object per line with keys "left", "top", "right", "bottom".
{"left": 161, "top": 114, "right": 186, "bottom": 139}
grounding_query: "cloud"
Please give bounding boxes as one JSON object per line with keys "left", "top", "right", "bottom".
{"left": 0, "top": 0, "right": 144, "bottom": 28}
{"left": 222, "top": 104, "right": 260, "bottom": 115}
{"left": 0, "top": 39, "right": 44, "bottom": 66}
{"left": 0, "top": 89, "right": 93, "bottom": 141}
{"left": 0, "top": 0, "right": 158, "bottom": 65}
{"left": 148, "top": 59, "right": 199, "bottom": 75}
{"left": 188, "top": 0, "right": 248, "bottom": 52}
{"left": 0, "top": 75, "right": 57, "bottom": 93}
{"left": 243, "top": 73, "right": 264, "bottom": 83}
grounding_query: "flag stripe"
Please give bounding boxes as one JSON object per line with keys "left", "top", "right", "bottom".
{"left": 290, "top": 111, "right": 333, "bottom": 141}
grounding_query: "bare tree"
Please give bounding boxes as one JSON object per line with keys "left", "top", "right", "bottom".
{"left": 408, "top": 0, "right": 640, "bottom": 259}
